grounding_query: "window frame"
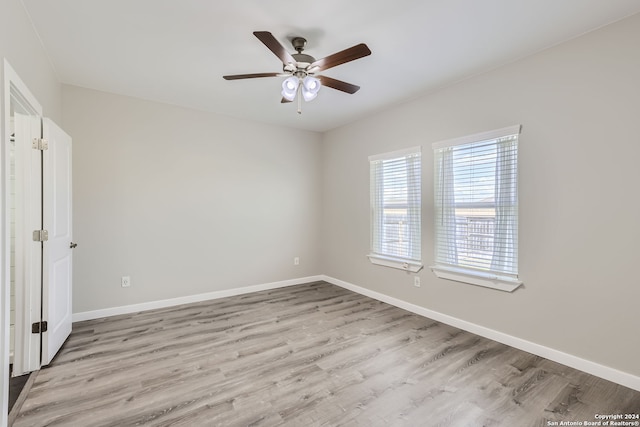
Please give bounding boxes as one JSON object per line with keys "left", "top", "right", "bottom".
{"left": 368, "top": 146, "right": 423, "bottom": 272}
{"left": 430, "top": 126, "right": 523, "bottom": 292}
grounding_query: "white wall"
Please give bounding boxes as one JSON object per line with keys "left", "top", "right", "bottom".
{"left": 62, "top": 85, "right": 323, "bottom": 313}
{"left": 1, "top": 0, "right": 62, "bottom": 422}
{"left": 320, "top": 13, "right": 640, "bottom": 378}
{"left": 0, "top": 0, "right": 61, "bottom": 122}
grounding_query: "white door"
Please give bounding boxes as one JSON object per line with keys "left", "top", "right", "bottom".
{"left": 12, "top": 113, "right": 44, "bottom": 376}
{"left": 41, "top": 118, "right": 73, "bottom": 365}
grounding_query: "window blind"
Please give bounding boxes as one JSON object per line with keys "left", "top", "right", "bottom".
{"left": 369, "top": 147, "right": 421, "bottom": 267}
{"left": 433, "top": 126, "right": 519, "bottom": 278}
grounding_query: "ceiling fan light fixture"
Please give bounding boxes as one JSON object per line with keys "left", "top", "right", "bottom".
{"left": 224, "top": 32, "right": 371, "bottom": 113}
{"left": 281, "top": 76, "right": 299, "bottom": 101}
{"left": 302, "top": 76, "right": 321, "bottom": 101}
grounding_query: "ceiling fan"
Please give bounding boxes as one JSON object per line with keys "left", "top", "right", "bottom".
{"left": 223, "top": 31, "right": 371, "bottom": 113}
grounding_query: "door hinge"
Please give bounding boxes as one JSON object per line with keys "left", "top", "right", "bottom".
{"left": 32, "top": 137, "right": 48, "bottom": 150}
{"left": 33, "top": 230, "right": 49, "bottom": 242}
{"left": 32, "top": 321, "right": 48, "bottom": 334}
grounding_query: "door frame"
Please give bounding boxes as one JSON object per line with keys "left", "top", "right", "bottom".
{"left": 1, "top": 59, "right": 43, "bottom": 422}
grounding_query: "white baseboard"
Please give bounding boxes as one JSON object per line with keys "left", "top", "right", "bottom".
{"left": 72, "top": 275, "right": 324, "bottom": 322}
{"left": 321, "top": 275, "right": 640, "bottom": 393}
{"left": 72, "top": 274, "right": 640, "bottom": 392}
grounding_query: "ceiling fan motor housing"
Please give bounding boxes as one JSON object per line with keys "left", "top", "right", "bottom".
{"left": 292, "top": 53, "right": 316, "bottom": 65}
{"left": 288, "top": 37, "right": 316, "bottom": 75}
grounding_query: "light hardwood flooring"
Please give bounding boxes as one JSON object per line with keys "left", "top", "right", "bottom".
{"left": 12, "top": 281, "right": 640, "bottom": 426}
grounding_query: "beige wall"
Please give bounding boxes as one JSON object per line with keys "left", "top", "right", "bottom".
{"left": 63, "top": 85, "right": 323, "bottom": 312}
{"left": 320, "top": 13, "right": 640, "bottom": 377}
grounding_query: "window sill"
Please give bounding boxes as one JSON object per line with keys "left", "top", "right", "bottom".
{"left": 430, "top": 265, "right": 522, "bottom": 292}
{"left": 368, "top": 254, "right": 423, "bottom": 273}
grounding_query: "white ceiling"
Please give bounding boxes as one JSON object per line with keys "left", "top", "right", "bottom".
{"left": 21, "top": 0, "right": 640, "bottom": 133}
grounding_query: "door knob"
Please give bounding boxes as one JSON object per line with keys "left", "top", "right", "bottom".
{"left": 70, "top": 242, "right": 78, "bottom": 249}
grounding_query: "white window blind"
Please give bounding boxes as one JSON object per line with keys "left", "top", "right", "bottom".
{"left": 368, "top": 147, "right": 422, "bottom": 272}
{"left": 432, "top": 126, "right": 521, "bottom": 291}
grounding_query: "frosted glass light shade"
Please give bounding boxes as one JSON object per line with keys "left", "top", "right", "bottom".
{"left": 281, "top": 77, "right": 299, "bottom": 101}
{"left": 302, "top": 76, "right": 321, "bottom": 101}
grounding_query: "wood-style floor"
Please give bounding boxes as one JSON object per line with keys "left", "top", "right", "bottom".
{"left": 12, "top": 282, "right": 640, "bottom": 426}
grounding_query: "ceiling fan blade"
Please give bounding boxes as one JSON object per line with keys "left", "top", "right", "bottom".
{"left": 318, "top": 76, "right": 360, "bottom": 94}
{"left": 223, "top": 72, "right": 280, "bottom": 80}
{"left": 310, "top": 43, "right": 371, "bottom": 72}
{"left": 253, "top": 31, "right": 296, "bottom": 65}
{"left": 281, "top": 97, "right": 292, "bottom": 103}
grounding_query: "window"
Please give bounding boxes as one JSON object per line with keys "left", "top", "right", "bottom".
{"left": 368, "top": 147, "right": 422, "bottom": 272}
{"left": 431, "top": 126, "right": 522, "bottom": 291}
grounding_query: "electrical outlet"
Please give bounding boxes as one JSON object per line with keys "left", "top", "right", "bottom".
{"left": 414, "top": 276, "right": 421, "bottom": 288}
{"left": 294, "top": 257, "right": 300, "bottom": 266}
{"left": 121, "top": 276, "right": 131, "bottom": 288}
